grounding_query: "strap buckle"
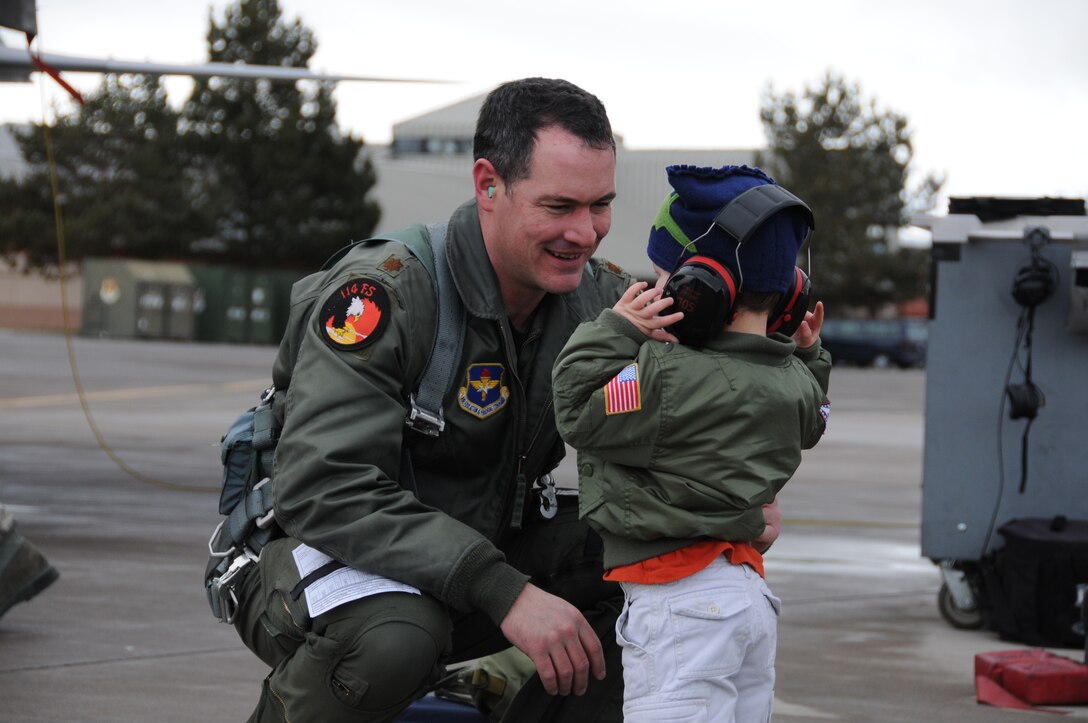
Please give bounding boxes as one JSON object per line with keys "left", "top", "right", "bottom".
{"left": 406, "top": 393, "right": 445, "bottom": 437}
{"left": 210, "top": 547, "right": 258, "bottom": 624}
{"left": 259, "top": 385, "right": 276, "bottom": 405}
{"left": 207, "top": 519, "right": 235, "bottom": 560}
{"left": 252, "top": 477, "right": 277, "bottom": 529}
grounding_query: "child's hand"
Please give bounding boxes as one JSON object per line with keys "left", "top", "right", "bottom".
{"left": 792, "top": 301, "right": 825, "bottom": 349}
{"left": 613, "top": 281, "right": 683, "bottom": 343}
{"left": 752, "top": 498, "right": 781, "bottom": 553}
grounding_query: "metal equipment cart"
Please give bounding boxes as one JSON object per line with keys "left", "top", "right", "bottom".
{"left": 914, "top": 197, "right": 1088, "bottom": 644}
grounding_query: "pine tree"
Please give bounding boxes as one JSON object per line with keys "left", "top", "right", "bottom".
{"left": 180, "top": 0, "right": 380, "bottom": 269}
{"left": 757, "top": 72, "right": 942, "bottom": 314}
{"left": 1, "top": 74, "right": 197, "bottom": 268}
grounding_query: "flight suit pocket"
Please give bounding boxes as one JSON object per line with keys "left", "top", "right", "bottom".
{"left": 625, "top": 697, "right": 709, "bottom": 723}
{"left": 576, "top": 459, "right": 604, "bottom": 516}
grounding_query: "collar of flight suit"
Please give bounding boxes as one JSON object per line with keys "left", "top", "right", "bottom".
{"left": 444, "top": 199, "right": 509, "bottom": 321}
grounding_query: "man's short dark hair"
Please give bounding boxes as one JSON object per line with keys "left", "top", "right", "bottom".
{"left": 474, "top": 77, "right": 615, "bottom": 187}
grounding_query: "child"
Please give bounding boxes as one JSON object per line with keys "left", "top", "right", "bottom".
{"left": 552, "top": 164, "right": 831, "bottom": 722}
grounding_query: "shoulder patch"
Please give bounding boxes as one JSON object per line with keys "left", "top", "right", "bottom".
{"left": 603, "top": 260, "right": 625, "bottom": 276}
{"left": 318, "top": 277, "right": 391, "bottom": 351}
{"left": 604, "top": 363, "right": 641, "bottom": 415}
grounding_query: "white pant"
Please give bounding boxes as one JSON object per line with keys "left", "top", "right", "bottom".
{"left": 617, "top": 557, "right": 781, "bottom": 722}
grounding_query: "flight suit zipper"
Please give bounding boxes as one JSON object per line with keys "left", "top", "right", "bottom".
{"left": 496, "top": 318, "right": 528, "bottom": 534}
{"left": 497, "top": 318, "right": 554, "bottom": 532}
{"left": 517, "top": 325, "right": 554, "bottom": 522}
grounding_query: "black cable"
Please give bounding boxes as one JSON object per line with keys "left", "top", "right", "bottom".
{"left": 1018, "top": 421, "right": 1033, "bottom": 494}
{"left": 985, "top": 309, "right": 1029, "bottom": 557}
{"left": 1016, "top": 305, "right": 1038, "bottom": 494}
{"left": 984, "top": 233, "right": 1058, "bottom": 557}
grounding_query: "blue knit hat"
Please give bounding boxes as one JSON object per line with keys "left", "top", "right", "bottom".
{"left": 647, "top": 165, "right": 809, "bottom": 294}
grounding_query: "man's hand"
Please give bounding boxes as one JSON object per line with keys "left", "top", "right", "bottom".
{"left": 612, "top": 281, "right": 683, "bottom": 343}
{"left": 500, "top": 583, "right": 606, "bottom": 696}
{"left": 792, "top": 300, "right": 825, "bottom": 350}
{"left": 752, "top": 498, "right": 781, "bottom": 553}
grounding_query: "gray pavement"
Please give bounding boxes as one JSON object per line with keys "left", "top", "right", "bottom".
{"left": 0, "top": 329, "right": 1084, "bottom": 722}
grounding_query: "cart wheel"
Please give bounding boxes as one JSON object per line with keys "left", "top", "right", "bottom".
{"left": 938, "top": 582, "right": 982, "bottom": 630}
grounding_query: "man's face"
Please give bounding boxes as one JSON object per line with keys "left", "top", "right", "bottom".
{"left": 485, "top": 126, "right": 616, "bottom": 307}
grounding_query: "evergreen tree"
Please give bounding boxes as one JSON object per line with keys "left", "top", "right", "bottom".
{"left": 756, "top": 72, "right": 942, "bottom": 315}
{"left": 0, "top": 74, "right": 197, "bottom": 268}
{"left": 180, "top": 0, "right": 380, "bottom": 268}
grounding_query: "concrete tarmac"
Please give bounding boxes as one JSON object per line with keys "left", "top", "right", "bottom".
{"left": 0, "top": 329, "right": 1084, "bottom": 722}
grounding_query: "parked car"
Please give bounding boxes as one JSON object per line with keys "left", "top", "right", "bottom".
{"left": 819, "top": 318, "right": 928, "bottom": 368}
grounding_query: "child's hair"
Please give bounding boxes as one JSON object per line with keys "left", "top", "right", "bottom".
{"left": 737, "top": 289, "right": 783, "bottom": 314}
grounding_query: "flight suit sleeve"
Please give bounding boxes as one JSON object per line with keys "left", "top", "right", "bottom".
{"left": 272, "top": 253, "right": 527, "bottom": 622}
{"left": 552, "top": 308, "right": 661, "bottom": 469}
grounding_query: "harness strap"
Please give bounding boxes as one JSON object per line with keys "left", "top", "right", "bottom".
{"left": 407, "top": 221, "right": 465, "bottom": 437}
{"left": 251, "top": 403, "right": 278, "bottom": 451}
{"left": 289, "top": 560, "right": 347, "bottom": 601}
{"left": 226, "top": 480, "right": 274, "bottom": 547}
{"left": 251, "top": 400, "right": 278, "bottom": 500}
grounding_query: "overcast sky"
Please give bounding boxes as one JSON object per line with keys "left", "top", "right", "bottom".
{"left": 1, "top": 0, "right": 1085, "bottom": 215}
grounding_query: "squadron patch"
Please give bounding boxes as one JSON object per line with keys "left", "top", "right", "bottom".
{"left": 458, "top": 363, "right": 509, "bottom": 419}
{"left": 319, "top": 277, "right": 390, "bottom": 351}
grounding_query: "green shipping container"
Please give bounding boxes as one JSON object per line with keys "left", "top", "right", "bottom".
{"left": 81, "top": 258, "right": 197, "bottom": 340}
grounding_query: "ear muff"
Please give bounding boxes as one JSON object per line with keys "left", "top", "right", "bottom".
{"left": 1011, "top": 257, "right": 1057, "bottom": 308}
{"left": 767, "top": 267, "right": 812, "bottom": 336}
{"left": 661, "top": 255, "right": 738, "bottom": 348}
{"left": 660, "top": 184, "right": 816, "bottom": 346}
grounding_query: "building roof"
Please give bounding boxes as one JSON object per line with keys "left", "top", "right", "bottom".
{"left": 392, "top": 93, "right": 482, "bottom": 141}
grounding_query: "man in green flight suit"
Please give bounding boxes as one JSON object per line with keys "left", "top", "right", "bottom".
{"left": 225, "top": 77, "right": 780, "bottom": 722}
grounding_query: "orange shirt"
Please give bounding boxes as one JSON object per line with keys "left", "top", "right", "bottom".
{"left": 603, "top": 540, "right": 764, "bottom": 584}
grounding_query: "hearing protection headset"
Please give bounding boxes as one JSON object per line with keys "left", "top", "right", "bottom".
{"left": 1011, "top": 251, "right": 1057, "bottom": 308}
{"left": 662, "top": 184, "right": 815, "bottom": 347}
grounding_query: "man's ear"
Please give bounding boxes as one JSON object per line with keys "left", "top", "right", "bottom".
{"left": 473, "top": 159, "right": 500, "bottom": 210}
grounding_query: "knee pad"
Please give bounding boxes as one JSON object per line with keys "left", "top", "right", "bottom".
{"left": 328, "top": 620, "right": 444, "bottom": 713}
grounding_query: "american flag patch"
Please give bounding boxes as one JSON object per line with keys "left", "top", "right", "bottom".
{"left": 604, "top": 363, "right": 641, "bottom": 415}
{"left": 820, "top": 401, "right": 831, "bottom": 425}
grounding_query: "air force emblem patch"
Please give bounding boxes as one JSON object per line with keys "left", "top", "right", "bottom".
{"left": 458, "top": 363, "right": 509, "bottom": 419}
{"left": 319, "top": 277, "right": 390, "bottom": 351}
